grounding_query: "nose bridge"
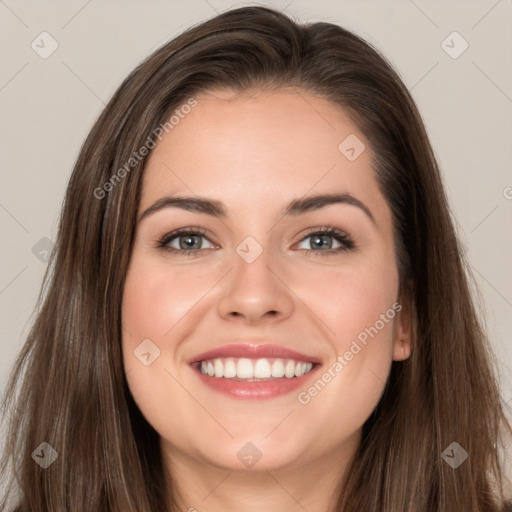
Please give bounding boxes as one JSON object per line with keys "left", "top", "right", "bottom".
{"left": 216, "top": 235, "right": 294, "bottom": 323}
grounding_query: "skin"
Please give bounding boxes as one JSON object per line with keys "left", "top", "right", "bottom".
{"left": 121, "top": 87, "right": 412, "bottom": 512}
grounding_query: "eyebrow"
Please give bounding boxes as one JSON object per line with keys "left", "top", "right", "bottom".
{"left": 137, "top": 192, "right": 376, "bottom": 226}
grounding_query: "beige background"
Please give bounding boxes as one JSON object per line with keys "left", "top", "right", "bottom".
{"left": 0, "top": 0, "right": 511, "bottom": 476}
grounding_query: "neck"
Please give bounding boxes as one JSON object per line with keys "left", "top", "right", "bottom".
{"left": 161, "top": 432, "right": 360, "bottom": 512}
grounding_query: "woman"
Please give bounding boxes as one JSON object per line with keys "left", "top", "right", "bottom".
{"left": 1, "top": 5, "right": 511, "bottom": 511}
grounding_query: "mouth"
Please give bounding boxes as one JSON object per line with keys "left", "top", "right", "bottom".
{"left": 188, "top": 344, "right": 321, "bottom": 399}
{"left": 192, "top": 357, "right": 315, "bottom": 380}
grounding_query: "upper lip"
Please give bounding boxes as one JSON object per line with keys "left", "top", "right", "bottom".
{"left": 188, "top": 343, "right": 322, "bottom": 365}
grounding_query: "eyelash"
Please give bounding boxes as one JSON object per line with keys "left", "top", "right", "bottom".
{"left": 156, "top": 226, "right": 355, "bottom": 257}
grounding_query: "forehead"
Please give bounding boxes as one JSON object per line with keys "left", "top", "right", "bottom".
{"left": 139, "top": 87, "right": 390, "bottom": 226}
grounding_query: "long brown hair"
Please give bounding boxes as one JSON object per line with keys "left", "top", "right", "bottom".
{"left": 1, "top": 6, "right": 510, "bottom": 511}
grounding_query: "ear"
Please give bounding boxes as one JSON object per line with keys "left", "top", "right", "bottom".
{"left": 392, "top": 289, "right": 412, "bottom": 361}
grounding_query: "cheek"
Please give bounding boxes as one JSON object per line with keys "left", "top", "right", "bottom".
{"left": 292, "top": 259, "right": 400, "bottom": 437}
{"left": 329, "top": 271, "right": 398, "bottom": 359}
{"left": 291, "top": 250, "right": 399, "bottom": 352}
{"left": 120, "top": 258, "right": 202, "bottom": 438}
{"left": 121, "top": 257, "right": 210, "bottom": 350}
{"left": 120, "top": 255, "right": 183, "bottom": 375}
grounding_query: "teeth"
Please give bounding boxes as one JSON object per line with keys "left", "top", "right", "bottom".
{"left": 224, "top": 358, "right": 237, "bottom": 378}
{"left": 295, "top": 362, "right": 307, "bottom": 377}
{"left": 285, "top": 360, "right": 296, "bottom": 378}
{"left": 254, "top": 358, "right": 271, "bottom": 378}
{"left": 198, "top": 357, "right": 314, "bottom": 379}
{"left": 271, "top": 359, "right": 285, "bottom": 378}
{"left": 237, "top": 358, "right": 254, "bottom": 379}
{"left": 214, "top": 359, "right": 223, "bottom": 378}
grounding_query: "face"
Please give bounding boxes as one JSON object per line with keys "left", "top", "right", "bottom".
{"left": 121, "top": 87, "right": 411, "bottom": 475}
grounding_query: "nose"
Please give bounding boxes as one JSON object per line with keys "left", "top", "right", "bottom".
{"left": 216, "top": 247, "right": 294, "bottom": 325}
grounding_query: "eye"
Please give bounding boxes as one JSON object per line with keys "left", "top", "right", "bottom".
{"left": 295, "top": 227, "right": 355, "bottom": 255}
{"left": 158, "top": 227, "right": 216, "bottom": 255}
{"left": 157, "top": 226, "right": 355, "bottom": 256}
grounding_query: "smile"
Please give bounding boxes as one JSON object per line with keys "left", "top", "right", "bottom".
{"left": 189, "top": 343, "right": 321, "bottom": 399}
{"left": 197, "top": 357, "right": 314, "bottom": 380}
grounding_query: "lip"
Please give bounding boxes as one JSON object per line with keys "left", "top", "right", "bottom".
{"left": 193, "top": 365, "right": 320, "bottom": 399}
{"left": 188, "top": 343, "right": 322, "bottom": 365}
{"left": 188, "top": 343, "right": 322, "bottom": 400}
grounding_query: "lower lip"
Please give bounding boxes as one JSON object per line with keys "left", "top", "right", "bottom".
{"left": 192, "top": 365, "right": 320, "bottom": 399}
